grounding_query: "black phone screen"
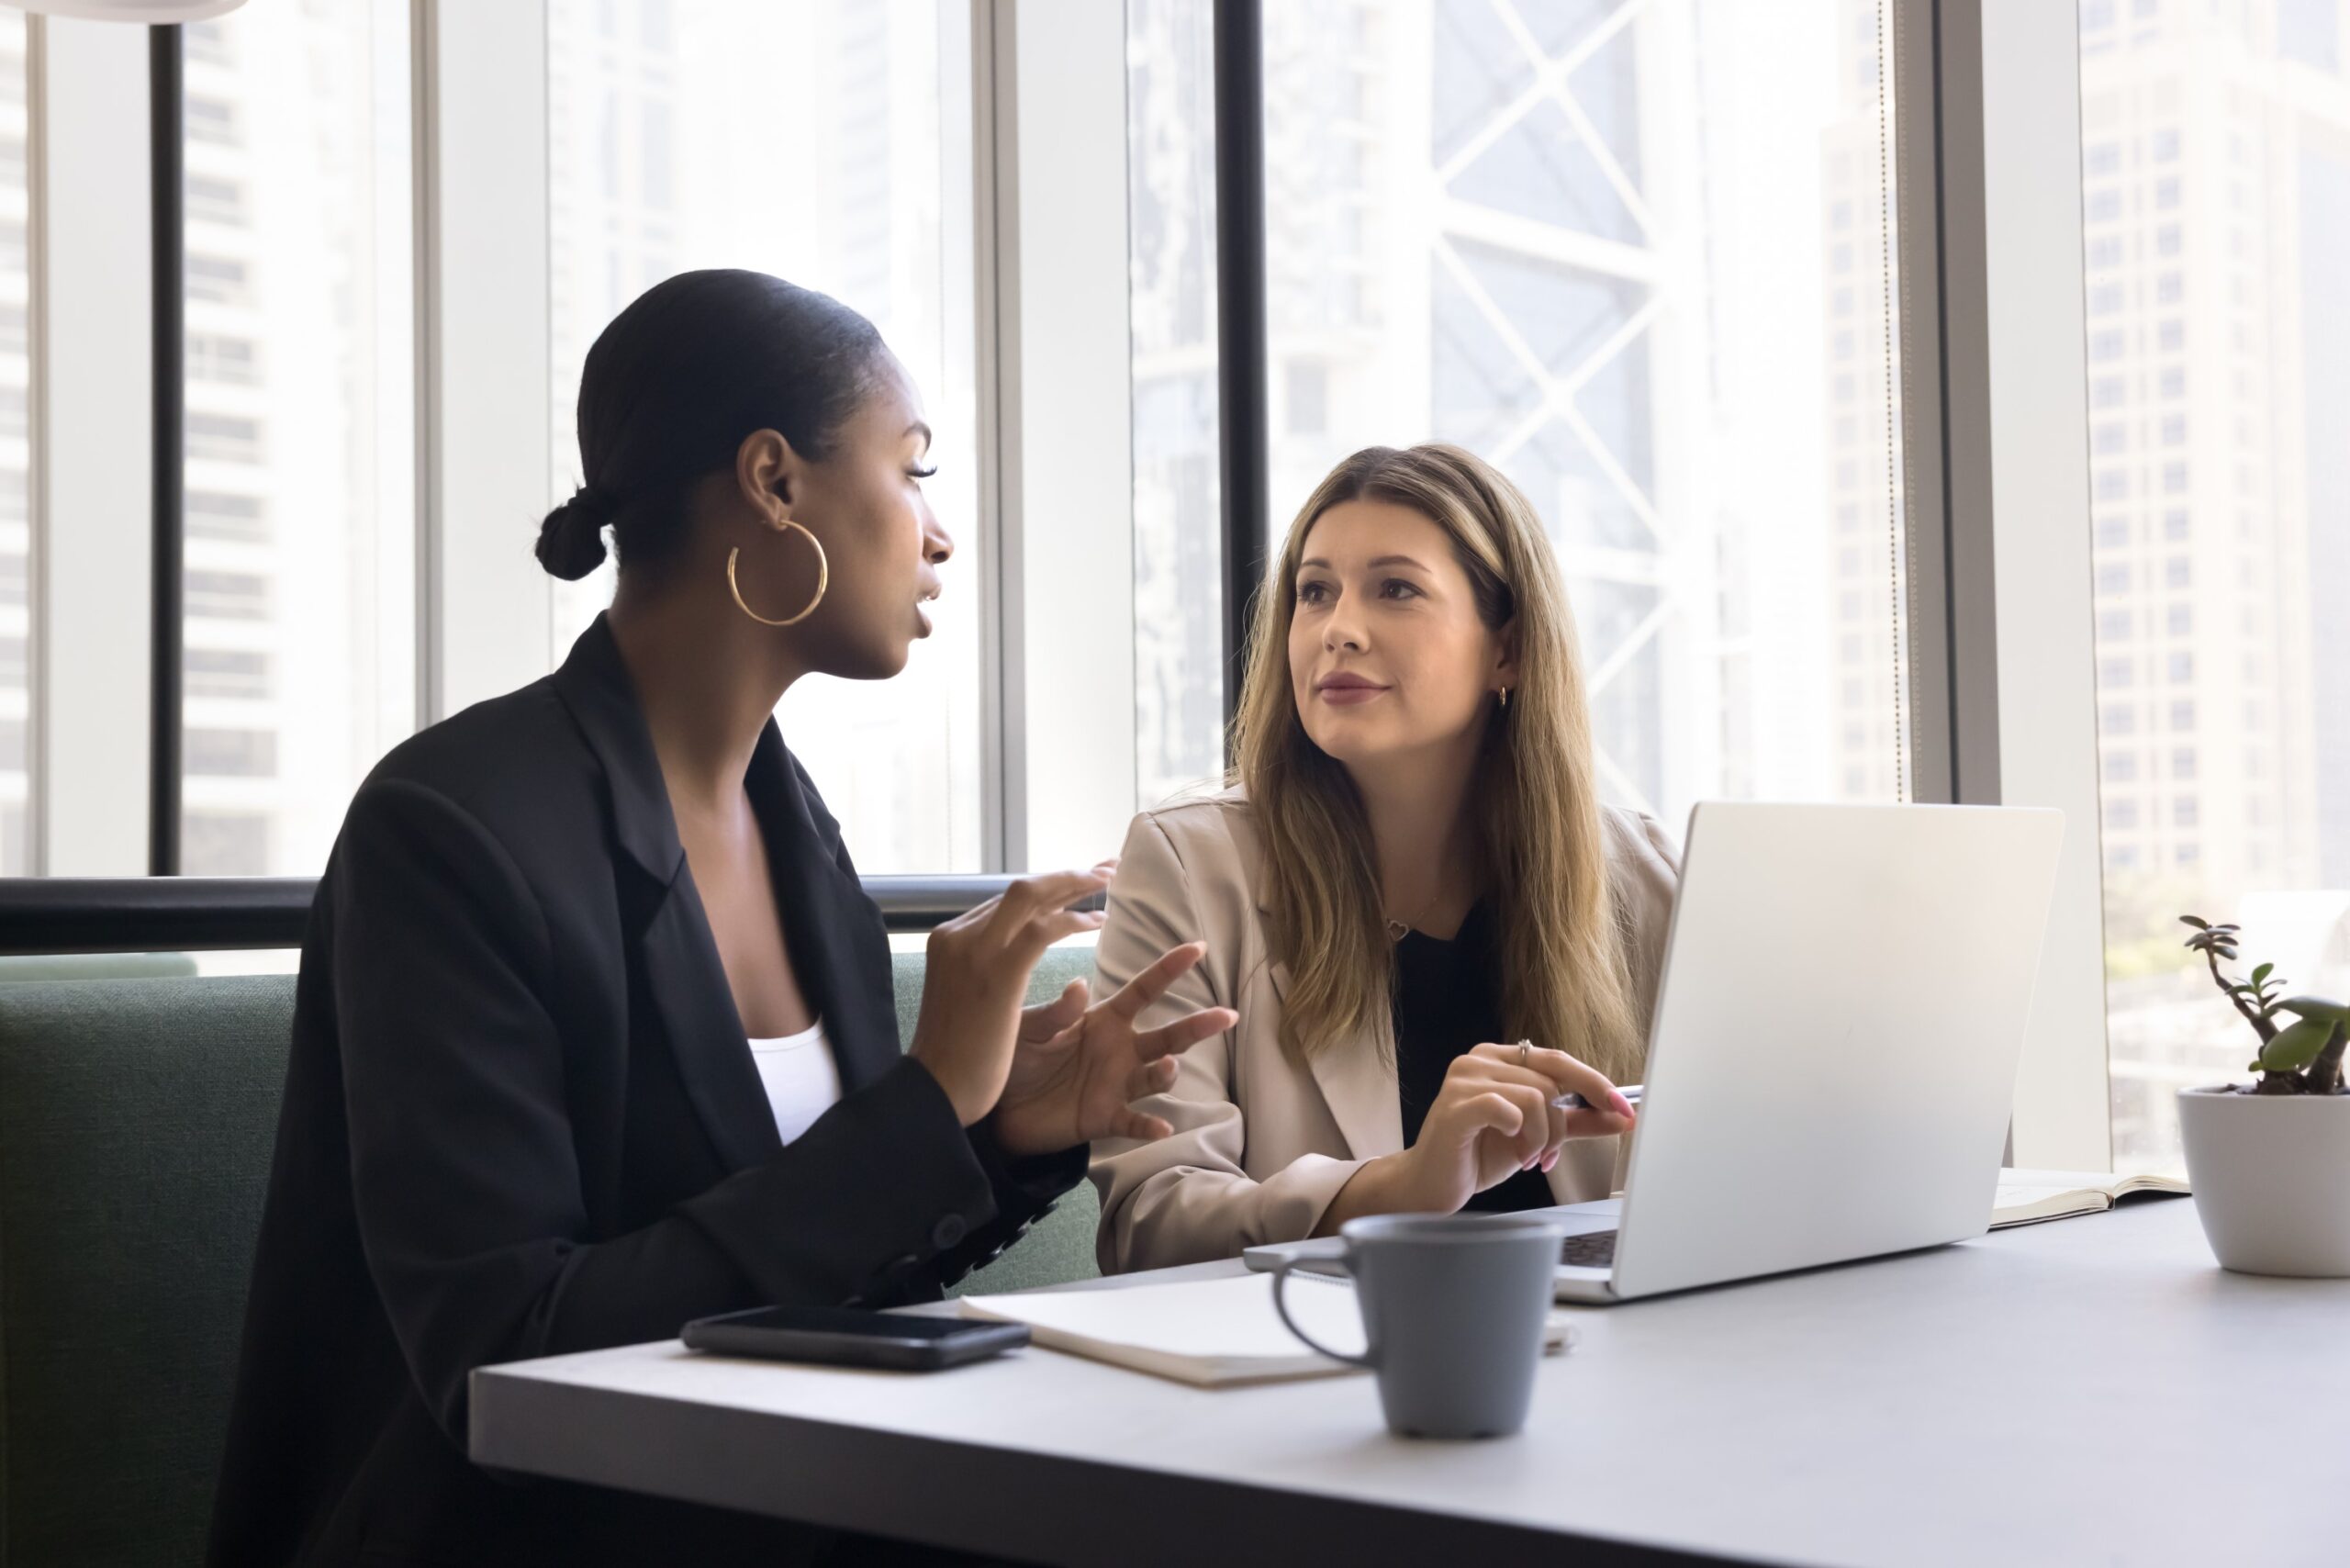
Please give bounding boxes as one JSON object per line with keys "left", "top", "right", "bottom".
{"left": 680, "top": 1304, "right": 1030, "bottom": 1370}
{"left": 712, "top": 1305, "right": 990, "bottom": 1340}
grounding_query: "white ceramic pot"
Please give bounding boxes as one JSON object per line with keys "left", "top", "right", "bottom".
{"left": 2177, "top": 1086, "right": 2350, "bottom": 1277}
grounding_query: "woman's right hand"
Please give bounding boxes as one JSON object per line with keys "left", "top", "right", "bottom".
{"left": 1318, "top": 1044, "right": 1637, "bottom": 1231}
{"left": 908, "top": 864, "right": 1115, "bottom": 1126}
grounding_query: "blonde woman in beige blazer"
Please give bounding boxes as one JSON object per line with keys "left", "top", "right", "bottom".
{"left": 1091, "top": 444, "right": 1679, "bottom": 1273}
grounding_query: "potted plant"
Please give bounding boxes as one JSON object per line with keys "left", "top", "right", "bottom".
{"left": 2175, "top": 916, "right": 2350, "bottom": 1276}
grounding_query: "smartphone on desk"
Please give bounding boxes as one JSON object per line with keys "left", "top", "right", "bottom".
{"left": 682, "top": 1305, "right": 1029, "bottom": 1372}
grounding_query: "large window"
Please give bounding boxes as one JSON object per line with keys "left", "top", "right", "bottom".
{"left": 31, "top": 0, "right": 2344, "bottom": 1193}
{"left": 1129, "top": 0, "right": 1911, "bottom": 824}
{"left": 177, "top": 0, "right": 415, "bottom": 875}
{"left": 545, "top": 0, "right": 981, "bottom": 874}
{"left": 2083, "top": 1, "right": 2350, "bottom": 1172}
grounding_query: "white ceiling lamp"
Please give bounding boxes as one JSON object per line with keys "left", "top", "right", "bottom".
{"left": 2, "top": 1, "right": 247, "bottom": 19}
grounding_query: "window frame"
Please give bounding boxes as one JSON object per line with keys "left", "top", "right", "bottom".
{"left": 8, "top": 0, "right": 2127, "bottom": 1161}
{"left": 1899, "top": 0, "right": 2111, "bottom": 1167}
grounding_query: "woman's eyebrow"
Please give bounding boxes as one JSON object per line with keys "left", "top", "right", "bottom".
{"left": 1297, "top": 554, "right": 1430, "bottom": 572}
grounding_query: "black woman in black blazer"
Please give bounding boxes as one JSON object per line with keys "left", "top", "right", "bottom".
{"left": 207, "top": 273, "right": 1231, "bottom": 1567}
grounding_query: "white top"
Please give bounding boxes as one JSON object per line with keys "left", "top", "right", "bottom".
{"left": 745, "top": 1019, "right": 842, "bottom": 1147}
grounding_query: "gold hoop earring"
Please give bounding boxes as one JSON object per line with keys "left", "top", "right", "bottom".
{"left": 727, "top": 522, "right": 828, "bottom": 628}
{"left": 1498, "top": 687, "right": 1512, "bottom": 710}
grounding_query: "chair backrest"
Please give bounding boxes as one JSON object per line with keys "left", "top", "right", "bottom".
{"left": 0, "top": 976, "right": 294, "bottom": 1568}
{"left": 892, "top": 945, "right": 1104, "bottom": 1297}
{"left": 0, "top": 946, "right": 1103, "bottom": 1566}
{"left": 0, "top": 954, "right": 198, "bottom": 983}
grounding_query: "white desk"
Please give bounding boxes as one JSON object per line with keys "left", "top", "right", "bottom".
{"left": 470, "top": 1202, "right": 2348, "bottom": 1566}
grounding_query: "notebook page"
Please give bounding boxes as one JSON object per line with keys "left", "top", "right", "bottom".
{"left": 960, "top": 1272, "right": 1369, "bottom": 1366}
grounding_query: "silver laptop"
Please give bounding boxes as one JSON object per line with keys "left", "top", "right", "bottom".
{"left": 1246, "top": 801, "right": 2065, "bottom": 1304}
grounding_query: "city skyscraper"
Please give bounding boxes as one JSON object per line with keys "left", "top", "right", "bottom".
{"left": 2081, "top": 0, "right": 2350, "bottom": 1166}
{"left": 1820, "top": 0, "right": 1908, "bottom": 807}
{"left": 175, "top": 3, "right": 413, "bottom": 877}
{"left": 1127, "top": 0, "right": 1226, "bottom": 810}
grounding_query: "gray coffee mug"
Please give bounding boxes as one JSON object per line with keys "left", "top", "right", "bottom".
{"left": 1270, "top": 1212, "right": 1564, "bottom": 1439}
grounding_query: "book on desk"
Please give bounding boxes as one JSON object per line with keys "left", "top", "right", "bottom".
{"left": 958, "top": 1272, "right": 1573, "bottom": 1388}
{"left": 1992, "top": 1168, "right": 2188, "bottom": 1227}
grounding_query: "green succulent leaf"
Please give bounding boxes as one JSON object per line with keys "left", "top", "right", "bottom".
{"left": 2181, "top": 915, "right": 2210, "bottom": 930}
{"left": 2259, "top": 1017, "right": 2334, "bottom": 1074}
{"left": 2253, "top": 963, "right": 2274, "bottom": 984}
{"left": 2274, "top": 996, "right": 2350, "bottom": 1025}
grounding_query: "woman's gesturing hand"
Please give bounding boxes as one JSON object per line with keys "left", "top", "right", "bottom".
{"left": 909, "top": 865, "right": 1119, "bottom": 1128}
{"left": 990, "top": 941, "right": 1237, "bottom": 1159}
{"left": 1318, "top": 1042, "right": 1635, "bottom": 1232}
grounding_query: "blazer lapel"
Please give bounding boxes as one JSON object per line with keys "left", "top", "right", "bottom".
{"left": 1236, "top": 804, "right": 1404, "bottom": 1158}
{"left": 551, "top": 615, "right": 783, "bottom": 1174}
{"left": 641, "top": 875, "right": 784, "bottom": 1171}
{"left": 744, "top": 725, "right": 901, "bottom": 1094}
{"left": 1267, "top": 956, "right": 1405, "bottom": 1160}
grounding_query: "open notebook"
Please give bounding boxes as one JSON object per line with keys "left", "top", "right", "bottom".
{"left": 959, "top": 1273, "right": 1575, "bottom": 1389}
{"left": 1993, "top": 1168, "right": 2188, "bottom": 1228}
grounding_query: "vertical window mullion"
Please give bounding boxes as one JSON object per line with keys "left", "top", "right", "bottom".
{"left": 1936, "top": 0, "right": 2113, "bottom": 1169}
{"left": 1211, "top": 0, "right": 1267, "bottom": 753}
{"left": 32, "top": 15, "right": 156, "bottom": 877}
{"left": 414, "top": 0, "right": 551, "bottom": 722}
{"left": 993, "top": 0, "right": 1138, "bottom": 870}
{"left": 148, "top": 22, "right": 182, "bottom": 876}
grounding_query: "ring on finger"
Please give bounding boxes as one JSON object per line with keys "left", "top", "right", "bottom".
{"left": 1516, "top": 1038, "right": 1532, "bottom": 1070}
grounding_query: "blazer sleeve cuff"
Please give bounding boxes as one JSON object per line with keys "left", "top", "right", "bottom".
{"left": 969, "top": 1114, "right": 1089, "bottom": 1210}
{"left": 678, "top": 1055, "right": 1002, "bottom": 1309}
{"left": 1243, "top": 1152, "right": 1366, "bottom": 1246}
{"left": 1103, "top": 1152, "right": 1370, "bottom": 1271}
{"left": 929, "top": 1116, "right": 1087, "bottom": 1284}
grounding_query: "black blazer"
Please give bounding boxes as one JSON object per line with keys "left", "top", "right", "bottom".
{"left": 207, "top": 616, "right": 1081, "bottom": 1568}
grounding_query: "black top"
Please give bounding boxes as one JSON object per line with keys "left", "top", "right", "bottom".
{"left": 1393, "top": 900, "right": 1555, "bottom": 1214}
{"left": 207, "top": 615, "right": 1082, "bottom": 1568}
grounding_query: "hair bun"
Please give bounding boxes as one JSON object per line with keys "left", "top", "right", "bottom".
{"left": 535, "top": 486, "right": 615, "bottom": 580}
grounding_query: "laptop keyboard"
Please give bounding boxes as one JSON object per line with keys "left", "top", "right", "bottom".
{"left": 1560, "top": 1229, "right": 1618, "bottom": 1269}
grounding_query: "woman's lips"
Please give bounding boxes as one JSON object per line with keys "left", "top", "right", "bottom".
{"left": 1315, "top": 679, "right": 1388, "bottom": 707}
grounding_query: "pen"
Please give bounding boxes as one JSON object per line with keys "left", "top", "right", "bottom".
{"left": 1552, "top": 1083, "right": 1643, "bottom": 1112}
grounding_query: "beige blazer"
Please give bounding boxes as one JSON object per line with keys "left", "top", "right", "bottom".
{"left": 1089, "top": 790, "right": 1681, "bottom": 1273}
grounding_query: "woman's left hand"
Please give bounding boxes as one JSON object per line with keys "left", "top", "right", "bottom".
{"left": 991, "top": 942, "right": 1237, "bottom": 1159}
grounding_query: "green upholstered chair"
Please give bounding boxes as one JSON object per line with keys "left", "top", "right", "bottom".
{"left": 892, "top": 944, "right": 1104, "bottom": 1298}
{"left": 0, "top": 946, "right": 1102, "bottom": 1566}
{"left": 0, "top": 976, "right": 294, "bottom": 1568}
{"left": 0, "top": 953, "right": 198, "bottom": 982}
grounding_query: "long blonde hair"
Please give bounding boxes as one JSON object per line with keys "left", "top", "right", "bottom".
{"left": 1231, "top": 443, "right": 1642, "bottom": 1083}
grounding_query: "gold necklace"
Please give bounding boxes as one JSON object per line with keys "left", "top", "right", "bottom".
{"left": 1384, "top": 889, "right": 1441, "bottom": 942}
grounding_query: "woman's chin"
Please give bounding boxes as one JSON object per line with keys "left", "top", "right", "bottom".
{"left": 1301, "top": 720, "right": 1390, "bottom": 767}
{"left": 823, "top": 635, "right": 914, "bottom": 682}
